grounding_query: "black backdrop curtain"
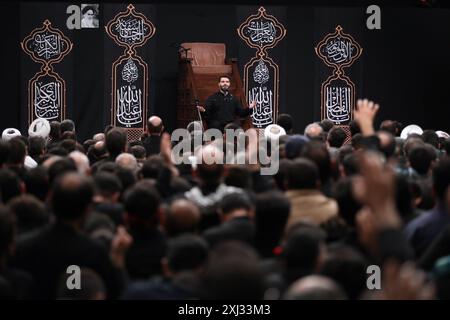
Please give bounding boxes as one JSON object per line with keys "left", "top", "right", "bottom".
{"left": 2, "top": 2, "right": 450, "bottom": 141}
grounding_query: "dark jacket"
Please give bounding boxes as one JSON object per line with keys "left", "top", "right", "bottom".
{"left": 204, "top": 91, "right": 252, "bottom": 131}
{"left": 10, "top": 221, "right": 124, "bottom": 299}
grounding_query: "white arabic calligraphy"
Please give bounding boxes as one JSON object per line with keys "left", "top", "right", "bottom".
{"left": 247, "top": 21, "right": 276, "bottom": 45}
{"left": 253, "top": 60, "right": 270, "bottom": 85}
{"left": 326, "top": 86, "right": 351, "bottom": 124}
{"left": 117, "top": 85, "right": 142, "bottom": 127}
{"left": 325, "top": 38, "right": 353, "bottom": 64}
{"left": 116, "top": 18, "right": 146, "bottom": 43}
{"left": 249, "top": 86, "right": 273, "bottom": 128}
{"left": 34, "top": 81, "right": 60, "bottom": 120}
{"left": 33, "top": 33, "right": 61, "bottom": 60}
{"left": 122, "top": 58, "right": 139, "bottom": 83}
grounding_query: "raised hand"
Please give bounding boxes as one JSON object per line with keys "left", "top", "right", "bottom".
{"left": 196, "top": 105, "right": 206, "bottom": 113}
{"left": 110, "top": 226, "right": 133, "bottom": 269}
{"left": 352, "top": 151, "right": 401, "bottom": 228}
{"left": 160, "top": 132, "right": 179, "bottom": 177}
{"left": 354, "top": 99, "right": 380, "bottom": 136}
{"left": 376, "top": 260, "right": 435, "bottom": 300}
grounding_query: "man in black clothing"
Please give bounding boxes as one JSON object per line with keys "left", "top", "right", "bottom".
{"left": 202, "top": 192, "right": 255, "bottom": 247}
{"left": 142, "top": 116, "right": 164, "bottom": 157}
{"left": 123, "top": 181, "right": 167, "bottom": 280}
{"left": 10, "top": 173, "right": 126, "bottom": 299}
{"left": 197, "top": 76, "right": 255, "bottom": 132}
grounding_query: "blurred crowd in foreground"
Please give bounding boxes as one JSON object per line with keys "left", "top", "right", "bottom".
{"left": 0, "top": 99, "right": 450, "bottom": 300}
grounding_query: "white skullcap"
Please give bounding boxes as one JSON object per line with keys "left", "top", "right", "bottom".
{"left": 264, "top": 124, "right": 286, "bottom": 141}
{"left": 2, "top": 128, "right": 21, "bottom": 141}
{"left": 436, "top": 131, "right": 450, "bottom": 139}
{"left": 24, "top": 155, "right": 38, "bottom": 169}
{"left": 28, "top": 118, "right": 51, "bottom": 139}
{"left": 400, "top": 124, "right": 423, "bottom": 140}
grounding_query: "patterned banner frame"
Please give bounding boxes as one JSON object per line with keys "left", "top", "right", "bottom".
{"left": 237, "top": 7, "right": 286, "bottom": 129}
{"left": 315, "top": 25, "right": 363, "bottom": 139}
{"left": 21, "top": 20, "right": 73, "bottom": 125}
{"left": 105, "top": 4, "right": 156, "bottom": 142}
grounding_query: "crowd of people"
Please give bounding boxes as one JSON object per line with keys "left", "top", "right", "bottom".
{"left": 0, "top": 99, "right": 450, "bottom": 300}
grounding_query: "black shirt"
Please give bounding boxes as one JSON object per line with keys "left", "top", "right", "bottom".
{"left": 10, "top": 222, "right": 124, "bottom": 299}
{"left": 142, "top": 135, "right": 161, "bottom": 157}
{"left": 204, "top": 91, "right": 252, "bottom": 131}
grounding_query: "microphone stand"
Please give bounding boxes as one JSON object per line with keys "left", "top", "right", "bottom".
{"left": 195, "top": 99, "right": 204, "bottom": 132}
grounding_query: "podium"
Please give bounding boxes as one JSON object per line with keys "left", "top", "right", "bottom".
{"left": 176, "top": 42, "right": 252, "bottom": 130}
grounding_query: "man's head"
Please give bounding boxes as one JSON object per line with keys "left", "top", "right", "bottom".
{"left": 301, "top": 140, "right": 332, "bottom": 184}
{"left": 320, "top": 119, "right": 335, "bottom": 133}
{"left": 8, "top": 194, "right": 49, "bottom": 235}
{"left": 218, "top": 76, "right": 231, "bottom": 92}
{"left": 57, "top": 268, "right": 105, "bottom": 300}
{"left": 254, "top": 191, "right": 290, "bottom": 257}
{"left": 327, "top": 127, "right": 347, "bottom": 148}
{"left": 0, "top": 140, "right": 10, "bottom": 168}
{"left": 304, "top": 123, "right": 323, "bottom": 139}
{"left": 28, "top": 136, "right": 46, "bottom": 159}
{"left": 422, "top": 130, "right": 439, "bottom": 149}
{"left": 218, "top": 192, "right": 254, "bottom": 222}
{"left": 124, "top": 183, "right": 161, "bottom": 228}
{"left": 60, "top": 119, "right": 75, "bottom": 134}
{"left": 195, "top": 145, "right": 224, "bottom": 187}
{"left": 69, "top": 151, "right": 90, "bottom": 176}
{"left": 284, "top": 135, "right": 309, "bottom": 159}
{"left": 147, "top": 116, "right": 164, "bottom": 135}
{"left": 115, "top": 153, "right": 138, "bottom": 172}
{"left": 284, "top": 275, "right": 347, "bottom": 300}
{"left": 82, "top": 6, "right": 96, "bottom": 18}
{"left": 286, "top": 158, "right": 320, "bottom": 190}
{"left": 163, "top": 198, "right": 201, "bottom": 237}
{"left": 377, "top": 131, "right": 396, "bottom": 159}
{"left": 0, "top": 168, "right": 22, "bottom": 204}
{"left": 408, "top": 144, "right": 437, "bottom": 176}
{"left": 0, "top": 206, "right": 15, "bottom": 259}
{"left": 93, "top": 171, "right": 122, "bottom": 202}
{"left": 319, "top": 243, "right": 368, "bottom": 299}
{"left": 200, "top": 241, "right": 264, "bottom": 299}
{"left": 93, "top": 133, "right": 105, "bottom": 142}
{"left": 7, "top": 138, "right": 26, "bottom": 167}
{"left": 105, "top": 128, "right": 127, "bottom": 158}
{"left": 282, "top": 224, "right": 327, "bottom": 282}
{"left": 163, "top": 234, "right": 209, "bottom": 277}
{"left": 51, "top": 173, "right": 94, "bottom": 222}
{"left": 379, "top": 120, "right": 397, "bottom": 135}
{"left": 277, "top": 114, "right": 294, "bottom": 134}
{"left": 433, "top": 157, "right": 450, "bottom": 202}
{"left": 49, "top": 121, "right": 61, "bottom": 142}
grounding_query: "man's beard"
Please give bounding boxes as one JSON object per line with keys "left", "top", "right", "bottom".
{"left": 220, "top": 85, "right": 229, "bottom": 92}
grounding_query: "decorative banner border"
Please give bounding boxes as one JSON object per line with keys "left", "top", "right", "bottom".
{"left": 106, "top": 4, "right": 156, "bottom": 141}
{"left": 320, "top": 70, "right": 356, "bottom": 125}
{"left": 315, "top": 25, "right": 362, "bottom": 72}
{"left": 315, "top": 25, "right": 362, "bottom": 133}
{"left": 237, "top": 6, "right": 286, "bottom": 129}
{"left": 243, "top": 53, "right": 280, "bottom": 128}
{"left": 28, "top": 69, "right": 66, "bottom": 125}
{"left": 237, "top": 6, "right": 286, "bottom": 54}
{"left": 21, "top": 20, "right": 73, "bottom": 125}
{"left": 106, "top": 4, "right": 155, "bottom": 52}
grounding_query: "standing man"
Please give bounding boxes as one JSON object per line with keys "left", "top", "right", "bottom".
{"left": 197, "top": 76, "right": 256, "bottom": 132}
{"left": 142, "top": 116, "right": 164, "bottom": 157}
